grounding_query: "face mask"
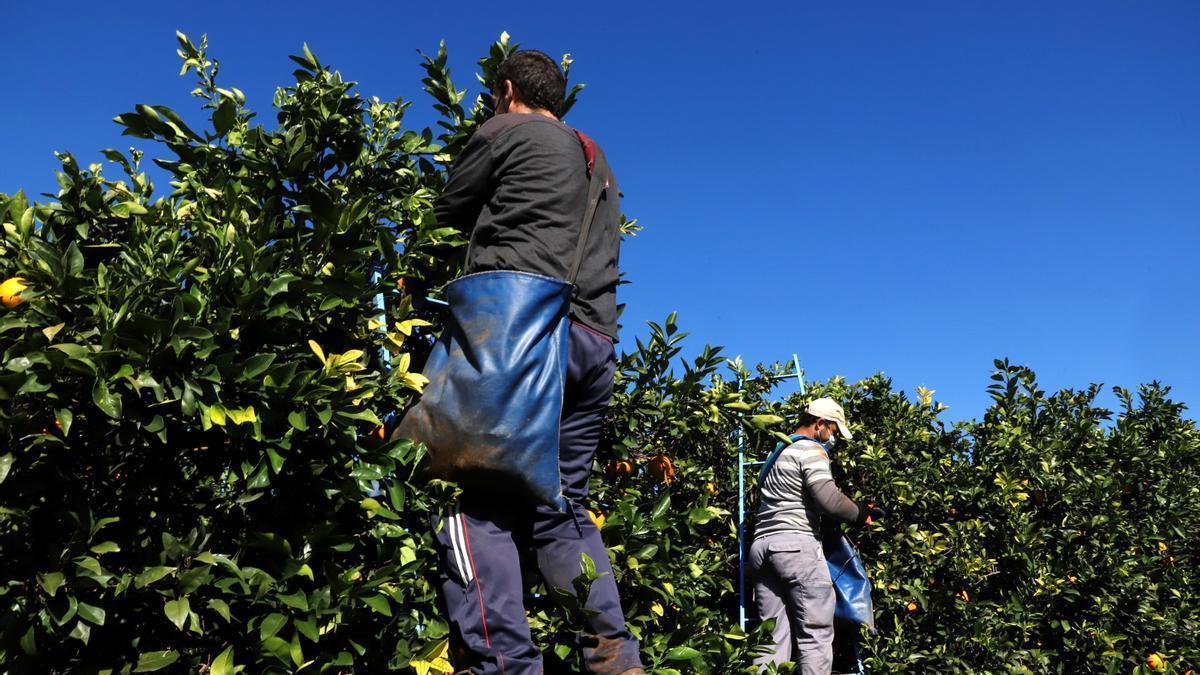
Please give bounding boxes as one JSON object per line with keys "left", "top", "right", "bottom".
{"left": 824, "top": 434, "right": 837, "bottom": 450}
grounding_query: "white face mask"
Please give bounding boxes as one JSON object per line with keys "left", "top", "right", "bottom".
{"left": 816, "top": 421, "right": 837, "bottom": 449}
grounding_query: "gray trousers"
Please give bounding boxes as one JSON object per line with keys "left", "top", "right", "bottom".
{"left": 749, "top": 533, "right": 836, "bottom": 674}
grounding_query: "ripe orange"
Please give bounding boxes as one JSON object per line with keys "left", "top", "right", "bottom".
{"left": 0, "top": 277, "right": 29, "bottom": 308}
{"left": 1147, "top": 652, "right": 1165, "bottom": 670}
{"left": 648, "top": 455, "right": 676, "bottom": 484}
{"left": 607, "top": 460, "right": 634, "bottom": 478}
{"left": 906, "top": 601, "right": 918, "bottom": 612}
{"left": 586, "top": 508, "right": 605, "bottom": 530}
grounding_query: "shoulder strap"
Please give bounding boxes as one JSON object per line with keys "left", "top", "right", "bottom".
{"left": 757, "top": 434, "right": 825, "bottom": 488}
{"left": 462, "top": 122, "right": 606, "bottom": 278}
{"left": 567, "top": 130, "right": 607, "bottom": 285}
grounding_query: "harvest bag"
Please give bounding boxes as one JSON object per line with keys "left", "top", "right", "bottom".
{"left": 758, "top": 434, "right": 877, "bottom": 631}
{"left": 398, "top": 131, "right": 605, "bottom": 510}
{"left": 824, "top": 531, "right": 876, "bottom": 632}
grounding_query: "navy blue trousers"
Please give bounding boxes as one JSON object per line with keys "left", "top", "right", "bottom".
{"left": 433, "top": 322, "right": 643, "bottom": 674}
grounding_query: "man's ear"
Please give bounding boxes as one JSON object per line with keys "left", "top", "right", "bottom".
{"left": 494, "top": 80, "right": 515, "bottom": 113}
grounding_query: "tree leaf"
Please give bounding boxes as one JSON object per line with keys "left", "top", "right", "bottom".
{"left": 38, "top": 571, "right": 66, "bottom": 596}
{"left": 111, "top": 201, "right": 149, "bottom": 218}
{"left": 262, "top": 636, "right": 291, "bottom": 664}
{"left": 135, "top": 566, "right": 176, "bottom": 588}
{"left": 278, "top": 591, "right": 308, "bottom": 611}
{"left": 91, "top": 379, "right": 122, "bottom": 419}
{"left": 77, "top": 602, "right": 106, "bottom": 626}
{"left": 241, "top": 353, "right": 276, "bottom": 380}
{"left": 208, "top": 599, "right": 232, "bottom": 623}
{"left": 260, "top": 612, "right": 287, "bottom": 641}
{"left": 133, "top": 650, "right": 180, "bottom": 672}
{"left": 210, "top": 646, "right": 236, "bottom": 675}
{"left": 213, "top": 97, "right": 237, "bottom": 135}
{"left": 164, "top": 597, "right": 190, "bottom": 630}
{"left": 308, "top": 340, "right": 326, "bottom": 365}
{"left": 665, "top": 645, "right": 702, "bottom": 661}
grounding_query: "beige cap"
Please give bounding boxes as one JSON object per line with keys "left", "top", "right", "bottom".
{"left": 806, "top": 397, "right": 853, "bottom": 439}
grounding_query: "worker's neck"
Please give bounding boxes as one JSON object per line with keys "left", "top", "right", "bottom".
{"left": 506, "top": 100, "right": 558, "bottom": 120}
{"left": 795, "top": 424, "right": 820, "bottom": 438}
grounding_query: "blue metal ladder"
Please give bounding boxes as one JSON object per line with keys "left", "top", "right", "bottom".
{"left": 737, "top": 354, "right": 805, "bottom": 631}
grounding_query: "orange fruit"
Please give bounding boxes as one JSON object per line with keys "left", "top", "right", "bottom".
{"left": 586, "top": 508, "right": 605, "bottom": 530}
{"left": 1147, "top": 652, "right": 1165, "bottom": 670}
{"left": 607, "top": 460, "right": 634, "bottom": 478}
{"left": 704, "top": 481, "right": 718, "bottom": 495}
{"left": 648, "top": 455, "right": 676, "bottom": 484}
{"left": 906, "top": 601, "right": 918, "bottom": 612}
{"left": 0, "top": 277, "right": 29, "bottom": 308}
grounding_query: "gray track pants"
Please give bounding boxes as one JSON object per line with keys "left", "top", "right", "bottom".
{"left": 749, "top": 533, "right": 836, "bottom": 674}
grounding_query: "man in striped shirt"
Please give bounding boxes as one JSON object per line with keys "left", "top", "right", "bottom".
{"left": 750, "top": 398, "right": 883, "bottom": 673}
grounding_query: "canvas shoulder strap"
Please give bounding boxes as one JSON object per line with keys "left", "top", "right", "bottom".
{"left": 567, "top": 129, "right": 607, "bottom": 285}
{"left": 757, "top": 434, "right": 826, "bottom": 487}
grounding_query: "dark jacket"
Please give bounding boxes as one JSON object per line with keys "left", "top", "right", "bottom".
{"left": 434, "top": 112, "right": 621, "bottom": 340}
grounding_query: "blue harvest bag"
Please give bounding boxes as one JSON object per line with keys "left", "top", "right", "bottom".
{"left": 759, "top": 434, "right": 877, "bottom": 632}
{"left": 824, "top": 531, "right": 876, "bottom": 633}
{"left": 398, "top": 134, "right": 605, "bottom": 510}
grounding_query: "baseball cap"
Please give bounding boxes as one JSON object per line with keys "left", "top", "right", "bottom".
{"left": 806, "top": 397, "right": 853, "bottom": 439}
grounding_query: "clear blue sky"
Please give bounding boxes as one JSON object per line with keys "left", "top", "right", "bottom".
{"left": 3, "top": 1, "right": 1197, "bottom": 422}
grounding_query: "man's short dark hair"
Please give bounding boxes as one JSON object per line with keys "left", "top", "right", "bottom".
{"left": 494, "top": 50, "right": 565, "bottom": 116}
{"left": 795, "top": 412, "right": 820, "bottom": 428}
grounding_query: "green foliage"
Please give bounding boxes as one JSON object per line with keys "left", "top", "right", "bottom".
{"left": 824, "top": 364, "right": 1200, "bottom": 674}
{"left": 0, "top": 30, "right": 465, "bottom": 673}
{"left": 1, "top": 31, "right": 1197, "bottom": 675}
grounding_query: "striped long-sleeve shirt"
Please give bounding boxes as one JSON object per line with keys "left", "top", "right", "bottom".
{"left": 755, "top": 438, "right": 865, "bottom": 539}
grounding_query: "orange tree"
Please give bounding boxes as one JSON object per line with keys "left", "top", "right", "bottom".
{"left": 2, "top": 31, "right": 1198, "bottom": 675}
{"left": 742, "top": 364, "right": 1199, "bottom": 674}
{"left": 0, "top": 32, "right": 476, "bottom": 673}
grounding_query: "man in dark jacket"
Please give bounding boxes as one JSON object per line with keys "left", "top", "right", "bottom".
{"left": 431, "top": 50, "right": 643, "bottom": 675}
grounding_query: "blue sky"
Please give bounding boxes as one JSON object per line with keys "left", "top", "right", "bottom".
{"left": 3, "top": 1, "right": 1197, "bottom": 422}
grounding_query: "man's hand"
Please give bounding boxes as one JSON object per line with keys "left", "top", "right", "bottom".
{"left": 857, "top": 501, "right": 886, "bottom": 525}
